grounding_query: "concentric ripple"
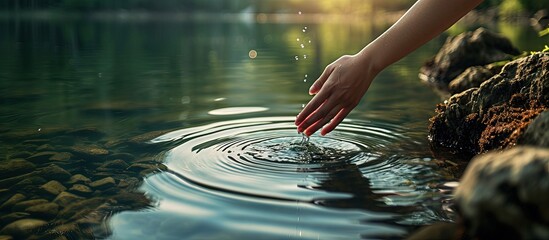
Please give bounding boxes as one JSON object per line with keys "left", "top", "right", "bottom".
{"left": 151, "top": 117, "right": 403, "bottom": 200}
{"left": 110, "top": 117, "right": 455, "bottom": 239}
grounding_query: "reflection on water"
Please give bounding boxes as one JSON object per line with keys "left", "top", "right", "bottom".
{"left": 0, "top": 14, "right": 546, "bottom": 239}
{"left": 110, "top": 117, "right": 453, "bottom": 239}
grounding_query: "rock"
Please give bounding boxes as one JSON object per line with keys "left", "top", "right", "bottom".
{"left": 26, "top": 152, "right": 57, "bottom": 163}
{"left": 70, "top": 145, "right": 109, "bottom": 158}
{"left": 429, "top": 53, "right": 549, "bottom": 154}
{"left": 0, "top": 159, "right": 36, "bottom": 178}
{"left": 12, "top": 199, "right": 49, "bottom": 212}
{"left": 49, "top": 152, "right": 72, "bottom": 162}
{"left": 96, "top": 159, "right": 129, "bottom": 171}
{"left": 40, "top": 180, "right": 67, "bottom": 196}
{"left": 68, "top": 184, "right": 92, "bottom": 196}
{"left": 0, "top": 219, "right": 48, "bottom": 238}
{"left": 0, "top": 194, "right": 26, "bottom": 211}
{"left": 111, "top": 191, "right": 151, "bottom": 210}
{"left": 0, "top": 212, "right": 30, "bottom": 226}
{"left": 58, "top": 198, "right": 109, "bottom": 221}
{"left": 25, "top": 203, "right": 59, "bottom": 219}
{"left": 89, "top": 177, "right": 116, "bottom": 190}
{"left": 49, "top": 223, "right": 81, "bottom": 239}
{"left": 11, "top": 176, "right": 46, "bottom": 193}
{"left": 128, "top": 130, "right": 170, "bottom": 145}
{"left": 36, "top": 144, "right": 54, "bottom": 151}
{"left": 447, "top": 63, "right": 503, "bottom": 94}
{"left": 8, "top": 151, "right": 32, "bottom": 159}
{"left": 117, "top": 177, "right": 140, "bottom": 189}
{"left": 66, "top": 128, "right": 105, "bottom": 140}
{"left": 419, "top": 28, "right": 520, "bottom": 90}
{"left": 2, "top": 127, "right": 66, "bottom": 140}
{"left": 38, "top": 164, "right": 71, "bottom": 181}
{"left": 0, "top": 189, "right": 11, "bottom": 206}
{"left": 68, "top": 174, "right": 92, "bottom": 185}
{"left": 107, "top": 152, "right": 135, "bottom": 162}
{"left": 0, "top": 172, "right": 37, "bottom": 189}
{"left": 139, "top": 169, "right": 158, "bottom": 177}
{"left": 127, "top": 163, "right": 155, "bottom": 171}
{"left": 53, "top": 192, "right": 84, "bottom": 206}
{"left": 454, "top": 147, "right": 549, "bottom": 240}
{"left": 518, "top": 110, "right": 549, "bottom": 148}
{"left": 23, "top": 139, "right": 49, "bottom": 144}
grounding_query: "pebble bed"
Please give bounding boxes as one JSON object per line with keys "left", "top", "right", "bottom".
{"left": 0, "top": 127, "right": 168, "bottom": 239}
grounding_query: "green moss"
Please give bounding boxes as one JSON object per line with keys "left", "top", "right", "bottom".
{"left": 499, "top": 0, "right": 526, "bottom": 17}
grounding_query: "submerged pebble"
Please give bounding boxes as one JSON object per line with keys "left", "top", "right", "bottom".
{"left": 25, "top": 202, "right": 59, "bottom": 219}
{"left": 89, "top": 177, "right": 116, "bottom": 190}
{"left": 0, "top": 159, "right": 35, "bottom": 178}
{"left": 0, "top": 219, "right": 48, "bottom": 238}
{"left": 39, "top": 180, "right": 66, "bottom": 196}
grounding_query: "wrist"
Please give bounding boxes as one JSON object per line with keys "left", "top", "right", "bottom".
{"left": 355, "top": 46, "right": 382, "bottom": 75}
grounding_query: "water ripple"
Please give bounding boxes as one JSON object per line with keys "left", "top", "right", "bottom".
{"left": 111, "top": 116, "right": 454, "bottom": 239}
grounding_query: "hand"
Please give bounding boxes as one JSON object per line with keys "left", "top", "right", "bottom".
{"left": 295, "top": 53, "right": 378, "bottom": 136}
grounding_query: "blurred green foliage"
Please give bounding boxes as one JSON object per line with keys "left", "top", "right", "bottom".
{"left": 0, "top": 0, "right": 546, "bottom": 15}
{"left": 479, "top": 0, "right": 549, "bottom": 16}
{"left": 0, "top": 0, "right": 414, "bottom": 13}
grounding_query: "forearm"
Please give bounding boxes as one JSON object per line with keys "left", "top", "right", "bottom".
{"left": 359, "top": 0, "right": 483, "bottom": 72}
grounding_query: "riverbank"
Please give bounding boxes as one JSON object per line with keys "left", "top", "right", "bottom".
{"left": 409, "top": 26, "right": 548, "bottom": 239}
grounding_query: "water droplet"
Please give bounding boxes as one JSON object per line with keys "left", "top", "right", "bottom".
{"left": 300, "top": 44, "right": 304, "bottom": 48}
{"left": 296, "top": 38, "right": 300, "bottom": 41}
{"left": 305, "top": 74, "right": 308, "bottom": 78}
{"left": 38, "top": 128, "right": 41, "bottom": 132}
{"left": 181, "top": 96, "right": 191, "bottom": 104}
{"left": 303, "top": 54, "right": 307, "bottom": 59}
{"left": 298, "top": 11, "right": 302, "bottom": 15}
{"left": 98, "top": 73, "right": 102, "bottom": 78}
{"left": 295, "top": 56, "right": 299, "bottom": 60}
{"left": 308, "top": 40, "right": 311, "bottom": 43}
{"left": 248, "top": 50, "right": 258, "bottom": 59}
{"left": 302, "top": 28, "right": 306, "bottom": 33}
{"left": 303, "top": 79, "right": 306, "bottom": 82}
{"left": 301, "top": 104, "right": 305, "bottom": 108}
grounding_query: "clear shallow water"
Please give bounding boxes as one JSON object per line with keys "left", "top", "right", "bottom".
{"left": 0, "top": 14, "right": 547, "bottom": 239}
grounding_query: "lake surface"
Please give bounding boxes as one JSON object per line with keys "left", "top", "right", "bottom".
{"left": 0, "top": 13, "right": 547, "bottom": 239}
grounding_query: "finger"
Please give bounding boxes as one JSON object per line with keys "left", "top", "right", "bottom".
{"left": 297, "top": 99, "right": 339, "bottom": 133}
{"left": 303, "top": 106, "right": 342, "bottom": 136}
{"left": 309, "top": 65, "right": 334, "bottom": 95}
{"left": 320, "top": 108, "right": 352, "bottom": 135}
{"left": 295, "top": 89, "right": 330, "bottom": 126}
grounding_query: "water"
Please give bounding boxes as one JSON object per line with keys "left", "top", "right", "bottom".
{"left": 0, "top": 14, "right": 547, "bottom": 239}
{"left": 110, "top": 117, "right": 453, "bottom": 239}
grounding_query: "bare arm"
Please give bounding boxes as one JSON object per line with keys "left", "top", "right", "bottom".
{"left": 295, "top": 0, "right": 483, "bottom": 136}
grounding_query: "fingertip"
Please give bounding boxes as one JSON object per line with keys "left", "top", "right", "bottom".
{"left": 320, "top": 128, "right": 329, "bottom": 136}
